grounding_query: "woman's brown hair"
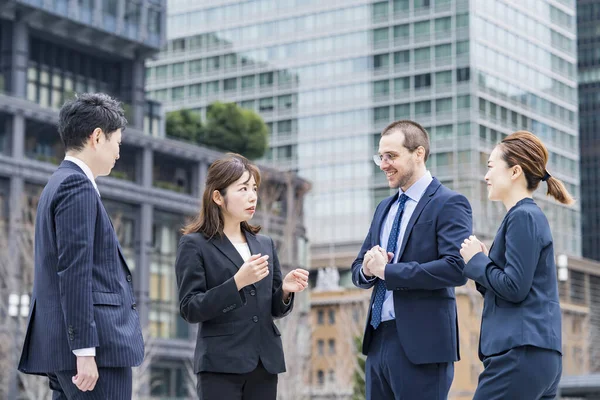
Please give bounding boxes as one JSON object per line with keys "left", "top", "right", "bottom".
{"left": 499, "top": 131, "right": 574, "bottom": 205}
{"left": 182, "top": 153, "right": 262, "bottom": 237}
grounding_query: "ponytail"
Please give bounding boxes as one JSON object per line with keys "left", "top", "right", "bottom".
{"left": 545, "top": 175, "right": 575, "bottom": 205}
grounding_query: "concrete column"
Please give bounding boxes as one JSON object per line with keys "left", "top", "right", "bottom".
{"left": 194, "top": 160, "right": 207, "bottom": 197}
{"left": 139, "top": 0, "right": 148, "bottom": 42}
{"left": 137, "top": 203, "right": 152, "bottom": 331}
{"left": 6, "top": 175, "right": 23, "bottom": 400}
{"left": 116, "top": 0, "right": 126, "bottom": 36}
{"left": 93, "top": 0, "right": 103, "bottom": 26}
{"left": 11, "top": 113, "right": 25, "bottom": 159}
{"left": 10, "top": 17, "right": 28, "bottom": 98}
{"left": 142, "top": 146, "right": 153, "bottom": 188}
{"left": 130, "top": 59, "right": 145, "bottom": 131}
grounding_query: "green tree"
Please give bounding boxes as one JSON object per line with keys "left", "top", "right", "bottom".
{"left": 202, "top": 101, "right": 268, "bottom": 159}
{"left": 352, "top": 335, "right": 366, "bottom": 400}
{"left": 165, "top": 109, "right": 203, "bottom": 143}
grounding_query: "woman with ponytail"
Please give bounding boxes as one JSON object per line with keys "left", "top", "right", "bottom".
{"left": 459, "top": 131, "right": 571, "bottom": 399}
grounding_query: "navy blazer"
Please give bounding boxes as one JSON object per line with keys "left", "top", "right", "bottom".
{"left": 352, "top": 178, "right": 472, "bottom": 365}
{"left": 175, "top": 231, "right": 293, "bottom": 375}
{"left": 18, "top": 161, "right": 144, "bottom": 375}
{"left": 464, "top": 198, "right": 562, "bottom": 359}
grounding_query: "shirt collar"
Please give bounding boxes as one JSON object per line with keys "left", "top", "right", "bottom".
{"left": 399, "top": 170, "right": 432, "bottom": 202}
{"left": 64, "top": 156, "right": 100, "bottom": 195}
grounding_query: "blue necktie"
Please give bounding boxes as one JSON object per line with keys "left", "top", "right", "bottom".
{"left": 370, "top": 194, "right": 408, "bottom": 329}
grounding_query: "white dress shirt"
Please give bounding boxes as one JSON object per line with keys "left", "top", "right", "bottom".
{"left": 64, "top": 156, "right": 98, "bottom": 357}
{"left": 362, "top": 171, "right": 433, "bottom": 322}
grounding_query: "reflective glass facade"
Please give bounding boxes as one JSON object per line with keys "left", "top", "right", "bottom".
{"left": 578, "top": 0, "right": 600, "bottom": 261}
{"left": 149, "top": 0, "right": 580, "bottom": 268}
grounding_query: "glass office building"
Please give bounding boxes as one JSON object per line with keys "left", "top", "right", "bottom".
{"left": 578, "top": 0, "right": 600, "bottom": 262}
{"left": 148, "top": 0, "right": 581, "bottom": 281}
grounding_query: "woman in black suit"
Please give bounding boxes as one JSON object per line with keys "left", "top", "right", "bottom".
{"left": 460, "top": 131, "right": 573, "bottom": 399}
{"left": 175, "top": 153, "right": 309, "bottom": 400}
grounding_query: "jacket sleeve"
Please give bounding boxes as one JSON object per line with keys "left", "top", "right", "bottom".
{"left": 351, "top": 205, "right": 380, "bottom": 289}
{"left": 463, "top": 210, "right": 540, "bottom": 303}
{"left": 384, "top": 194, "right": 472, "bottom": 290}
{"left": 175, "top": 235, "right": 246, "bottom": 323}
{"left": 55, "top": 175, "right": 99, "bottom": 351}
{"left": 271, "top": 238, "right": 294, "bottom": 318}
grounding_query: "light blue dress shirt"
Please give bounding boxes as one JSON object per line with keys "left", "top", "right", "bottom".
{"left": 363, "top": 171, "right": 433, "bottom": 322}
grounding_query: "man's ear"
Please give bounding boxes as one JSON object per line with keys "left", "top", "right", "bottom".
{"left": 90, "top": 128, "right": 103, "bottom": 148}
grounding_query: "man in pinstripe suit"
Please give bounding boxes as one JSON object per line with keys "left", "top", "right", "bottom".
{"left": 18, "top": 93, "right": 144, "bottom": 399}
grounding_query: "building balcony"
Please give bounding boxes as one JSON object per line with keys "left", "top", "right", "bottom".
{"left": 8, "top": 0, "right": 166, "bottom": 55}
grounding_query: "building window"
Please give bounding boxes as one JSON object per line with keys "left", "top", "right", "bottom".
{"left": 259, "top": 97, "right": 274, "bottom": 112}
{"left": 570, "top": 271, "right": 586, "bottom": 304}
{"left": 374, "top": 80, "right": 390, "bottom": 97}
{"left": 241, "top": 75, "right": 255, "bottom": 89}
{"left": 328, "top": 309, "right": 336, "bottom": 324}
{"left": 457, "top": 67, "right": 470, "bottom": 82}
{"left": 414, "top": 100, "right": 431, "bottom": 116}
{"left": 317, "top": 309, "right": 324, "bottom": 325}
{"left": 394, "top": 103, "right": 410, "bottom": 119}
{"left": 374, "top": 106, "right": 390, "bottom": 123}
{"left": 317, "top": 370, "right": 324, "bottom": 386}
{"left": 317, "top": 339, "right": 324, "bottom": 355}
{"left": 224, "top": 78, "right": 237, "bottom": 92}
{"left": 414, "top": 73, "right": 431, "bottom": 89}
{"left": 329, "top": 369, "right": 335, "bottom": 384}
{"left": 394, "top": 50, "right": 410, "bottom": 65}
{"left": 436, "top": 98, "right": 452, "bottom": 113}
{"left": 374, "top": 54, "right": 390, "bottom": 69}
{"left": 259, "top": 72, "right": 274, "bottom": 87}
{"left": 328, "top": 339, "right": 336, "bottom": 354}
{"left": 457, "top": 95, "right": 470, "bottom": 109}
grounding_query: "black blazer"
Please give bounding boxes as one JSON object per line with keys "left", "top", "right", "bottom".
{"left": 18, "top": 161, "right": 144, "bottom": 375}
{"left": 175, "top": 230, "right": 293, "bottom": 374}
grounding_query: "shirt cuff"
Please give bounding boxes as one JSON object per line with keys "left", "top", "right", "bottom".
{"left": 359, "top": 268, "right": 377, "bottom": 282}
{"left": 282, "top": 293, "right": 292, "bottom": 306}
{"left": 73, "top": 347, "right": 96, "bottom": 357}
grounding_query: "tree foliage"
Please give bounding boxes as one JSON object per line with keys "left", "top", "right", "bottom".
{"left": 165, "top": 102, "right": 268, "bottom": 160}
{"left": 165, "top": 109, "right": 203, "bottom": 143}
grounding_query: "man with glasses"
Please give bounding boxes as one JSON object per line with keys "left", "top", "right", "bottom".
{"left": 352, "top": 120, "right": 472, "bottom": 399}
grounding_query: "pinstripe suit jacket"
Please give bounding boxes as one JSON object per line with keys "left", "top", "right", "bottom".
{"left": 18, "top": 160, "right": 144, "bottom": 374}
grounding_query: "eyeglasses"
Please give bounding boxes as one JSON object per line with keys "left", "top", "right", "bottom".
{"left": 373, "top": 153, "right": 398, "bottom": 166}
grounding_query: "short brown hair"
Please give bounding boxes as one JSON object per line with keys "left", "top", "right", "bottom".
{"left": 499, "top": 131, "right": 574, "bottom": 205}
{"left": 381, "top": 120, "right": 430, "bottom": 162}
{"left": 182, "top": 153, "right": 262, "bottom": 237}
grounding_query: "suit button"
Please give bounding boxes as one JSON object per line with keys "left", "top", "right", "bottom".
{"left": 69, "top": 334, "right": 74, "bottom": 341}
{"left": 132, "top": 303, "right": 137, "bottom": 310}
{"left": 250, "top": 290, "right": 256, "bottom": 296}
{"left": 252, "top": 316, "right": 258, "bottom": 323}
{"left": 126, "top": 275, "right": 132, "bottom": 282}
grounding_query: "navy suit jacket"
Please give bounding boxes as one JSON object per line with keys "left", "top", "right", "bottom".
{"left": 352, "top": 178, "right": 472, "bottom": 365}
{"left": 175, "top": 231, "right": 293, "bottom": 375}
{"left": 18, "top": 161, "right": 144, "bottom": 374}
{"left": 464, "top": 198, "right": 562, "bottom": 360}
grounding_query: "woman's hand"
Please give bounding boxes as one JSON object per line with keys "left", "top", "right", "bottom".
{"left": 282, "top": 269, "right": 310, "bottom": 301}
{"left": 460, "top": 235, "right": 483, "bottom": 264}
{"left": 234, "top": 254, "right": 269, "bottom": 290}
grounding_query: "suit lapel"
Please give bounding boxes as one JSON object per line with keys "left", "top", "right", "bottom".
{"left": 374, "top": 195, "right": 398, "bottom": 246}
{"left": 244, "top": 231, "right": 262, "bottom": 258}
{"left": 98, "top": 202, "right": 133, "bottom": 275}
{"left": 396, "top": 178, "right": 441, "bottom": 260}
{"left": 210, "top": 233, "right": 246, "bottom": 271}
